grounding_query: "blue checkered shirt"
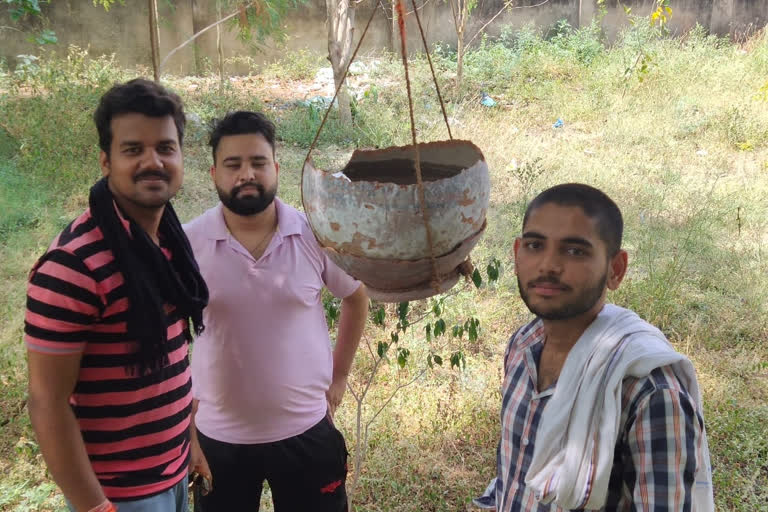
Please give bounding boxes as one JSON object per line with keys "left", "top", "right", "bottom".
{"left": 476, "top": 318, "right": 706, "bottom": 512}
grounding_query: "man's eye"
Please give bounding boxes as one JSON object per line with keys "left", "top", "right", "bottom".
{"left": 566, "top": 247, "right": 586, "bottom": 256}
{"left": 525, "top": 241, "right": 542, "bottom": 250}
{"left": 158, "top": 145, "right": 175, "bottom": 154}
{"left": 124, "top": 147, "right": 140, "bottom": 155}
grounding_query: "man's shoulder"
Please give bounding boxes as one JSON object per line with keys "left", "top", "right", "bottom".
{"left": 621, "top": 365, "right": 696, "bottom": 421}
{"left": 40, "top": 209, "right": 104, "bottom": 265}
{"left": 277, "top": 199, "right": 311, "bottom": 230}
{"left": 53, "top": 209, "right": 99, "bottom": 249}
{"left": 183, "top": 205, "right": 219, "bottom": 241}
{"left": 276, "top": 200, "right": 321, "bottom": 247}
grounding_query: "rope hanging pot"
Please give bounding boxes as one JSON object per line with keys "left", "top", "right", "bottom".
{"left": 301, "top": 0, "right": 490, "bottom": 302}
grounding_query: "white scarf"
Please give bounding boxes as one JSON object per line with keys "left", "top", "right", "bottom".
{"left": 525, "top": 304, "right": 714, "bottom": 510}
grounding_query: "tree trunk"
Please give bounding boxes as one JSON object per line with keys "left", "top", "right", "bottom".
{"left": 148, "top": 0, "right": 161, "bottom": 81}
{"left": 216, "top": 1, "right": 224, "bottom": 89}
{"left": 326, "top": 0, "right": 356, "bottom": 126}
{"left": 391, "top": 0, "right": 398, "bottom": 52}
{"left": 191, "top": 0, "right": 207, "bottom": 75}
{"left": 456, "top": 30, "right": 464, "bottom": 94}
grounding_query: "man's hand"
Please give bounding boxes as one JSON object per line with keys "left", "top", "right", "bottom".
{"left": 189, "top": 436, "right": 212, "bottom": 485}
{"left": 326, "top": 373, "right": 348, "bottom": 418}
{"left": 189, "top": 399, "right": 212, "bottom": 492}
{"left": 327, "top": 284, "right": 367, "bottom": 419}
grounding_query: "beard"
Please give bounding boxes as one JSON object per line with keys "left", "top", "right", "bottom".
{"left": 517, "top": 272, "right": 607, "bottom": 321}
{"left": 217, "top": 181, "right": 277, "bottom": 216}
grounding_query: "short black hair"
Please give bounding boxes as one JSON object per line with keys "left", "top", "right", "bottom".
{"left": 523, "top": 183, "right": 624, "bottom": 257}
{"left": 94, "top": 78, "right": 186, "bottom": 154}
{"left": 209, "top": 110, "right": 276, "bottom": 162}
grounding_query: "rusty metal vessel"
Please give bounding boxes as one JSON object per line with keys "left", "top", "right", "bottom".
{"left": 302, "top": 140, "right": 490, "bottom": 302}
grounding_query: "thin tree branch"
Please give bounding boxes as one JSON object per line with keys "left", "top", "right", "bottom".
{"left": 376, "top": 0, "right": 434, "bottom": 21}
{"left": 346, "top": 380, "right": 360, "bottom": 402}
{"left": 159, "top": 1, "right": 255, "bottom": 75}
{"left": 465, "top": 0, "right": 550, "bottom": 49}
{"left": 365, "top": 369, "right": 426, "bottom": 430}
{"left": 364, "top": 332, "right": 376, "bottom": 360}
{"left": 360, "top": 353, "right": 385, "bottom": 402}
{"left": 449, "top": 0, "right": 460, "bottom": 34}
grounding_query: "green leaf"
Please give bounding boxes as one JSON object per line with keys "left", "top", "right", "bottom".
{"left": 377, "top": 341, "right": 388, "bottom": 357}
{"left": 397, "top": 348, "right": 410, "bottom": 368}
{"left": 397, "top": 301, "right": 409, "bottom": 323}
{"left": 391, "top": 332, "right": 399, "bottom": 343}
{"left": 432, "top": 300, "right": 442, "bottom": 317}
{"left": 425, "top": 323, "right": 432, "bottom": 342}
{"left": 34, "top": 28, "right": 57, "bottom": 45}
{"left": 433, "top": 354, "right": 443, "bottom": 366}
{"left": 372, "top": 306, "right": 386, "bottom": 327}
{"left": 468, "top": 318, "right": 479, "bottom": 342}
{"left": 487, "top": 258, "right": 501, "bottom": 282}
{"left": 450, "top": 351, "right": 466, "bottom": 370}
{"left": 434, "top": 318, "right": 446, "bottom": 337}
{"left": 471, "top": 268, "right": 482, "bottom": 288}
{"left": 427, "top": 354, "right": 433, "bottom": 369}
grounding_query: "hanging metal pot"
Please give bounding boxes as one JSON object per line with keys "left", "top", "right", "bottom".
{"left": 302, "top": 140, "right": 489, "bottom": 302}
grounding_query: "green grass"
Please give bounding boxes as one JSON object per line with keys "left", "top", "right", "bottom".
{"left": 1, "top": 22, "right": 768, "bottom": 511}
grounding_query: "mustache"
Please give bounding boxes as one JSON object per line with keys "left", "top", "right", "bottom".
{"left": 527, "top": 276, "right": 572, "bottom": 291}
{"left": 134, "top": 170, "right": 169, "bottom": 182}
{"left": 232, "top": 182, "right": 265, "bottom": 196}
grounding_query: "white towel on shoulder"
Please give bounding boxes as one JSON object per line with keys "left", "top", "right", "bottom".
{"left": 524, "top": 304, "right": 714, "bottom": 511}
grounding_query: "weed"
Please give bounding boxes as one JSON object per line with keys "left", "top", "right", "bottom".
{"left": 264, "top": 48, "right": 324, "bottom": 81}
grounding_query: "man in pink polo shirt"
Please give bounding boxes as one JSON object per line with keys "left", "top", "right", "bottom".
{"left": 183, "top": 111, "right": 368, "bottom": 511}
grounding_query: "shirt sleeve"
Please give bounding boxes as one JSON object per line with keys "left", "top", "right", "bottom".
{"left": 24, "top": 249, "right": 102, "bottom": 355}
{"left": 320, "top": 251, "right": 361, "bottom": 299}
{"left": 625, "top": 386, "right": 701, "bottom": 511}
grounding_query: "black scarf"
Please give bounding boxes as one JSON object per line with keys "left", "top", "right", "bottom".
{"left": 89, "top": 177, "right": 208, "bottom": 375}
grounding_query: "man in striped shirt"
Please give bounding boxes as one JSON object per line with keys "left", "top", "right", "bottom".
{"left": 25, "top": 79, "right": 208, "bottom": 512}
{"left": 475, "top": 184, "right": 712, "bottom": 511}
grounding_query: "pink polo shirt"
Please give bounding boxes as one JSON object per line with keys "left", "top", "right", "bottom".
{"left": 184, "top": 199, "right": 360, "bottom": 444}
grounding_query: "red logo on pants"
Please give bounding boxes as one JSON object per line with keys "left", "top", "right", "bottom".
{"left": 320, "top": 479, "right": 342, "bottom": 494}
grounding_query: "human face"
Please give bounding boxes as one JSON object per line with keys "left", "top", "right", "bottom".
{"left": 99, "top": 113, "right": 182, "bottom": 211}
{"left": 513, "top": 203, "right": 627, "bottom": 321}
{"left": 212, "top": 133, "right": 279, "bottom": 216}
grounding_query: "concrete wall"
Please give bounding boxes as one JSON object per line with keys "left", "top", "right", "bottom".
{"left": 1, "top": 0, "right": 766, "bottom": 75}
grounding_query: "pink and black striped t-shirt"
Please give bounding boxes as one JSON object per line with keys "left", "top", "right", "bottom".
{"left": 24, "top": 208, "right": 192, "bottom": 501}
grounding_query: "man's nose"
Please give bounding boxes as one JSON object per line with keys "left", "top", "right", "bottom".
{"left": 538, "top": 248, "right": 563, "bottom": 275}
{"left": 140, "top": 149, "right": 163, "bottom": 170}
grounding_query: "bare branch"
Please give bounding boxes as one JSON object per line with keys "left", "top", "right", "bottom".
{"left": 364, "top": 332, "right": 376, "bottom": 360}
{"left": 365, "top": 369, "right": 426, "bottom": 430}
{"left": 159, "top": 1, "right": 255, "bottom": 75}
{"left": 376, "top": 0, "right": 434, "bottom": 21}
{"left": 346, "top": 381, "right": 360, "bottom": 402}
{"left": 465, "top": 0, "right": 550, "bottom": 49}
{"left": 360, "top": 354, "right": 385, "bottom": 402}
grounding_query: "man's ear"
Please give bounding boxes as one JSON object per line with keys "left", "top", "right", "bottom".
{"left": 607, "top": 249, "right": 628, "bottom": 290}
{"left": 99, "top": 151, "right": 110, "bottom": 177}
{"left": 275, "top": 160, "right": 280, "bottom": 177}
{"left": 209, "top": 165, "right": 216, "bottom": 180}
{"left": 513, "top": 237, "right": 522, "bottom": 275}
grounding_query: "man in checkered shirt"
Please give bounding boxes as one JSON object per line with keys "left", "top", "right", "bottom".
{"left": 475, "top": 183, "right": 712, "bottom": 512}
